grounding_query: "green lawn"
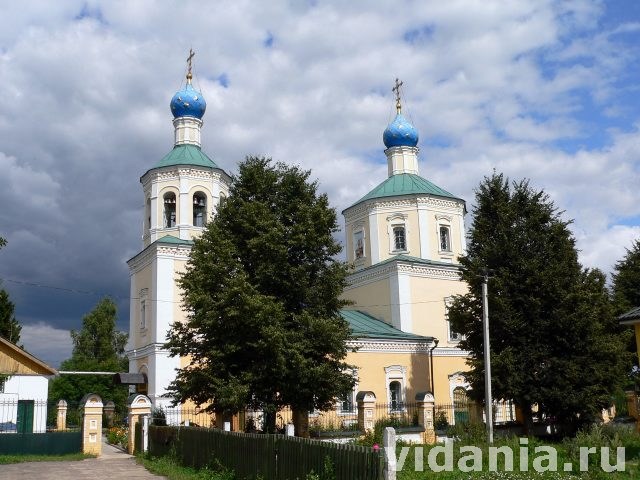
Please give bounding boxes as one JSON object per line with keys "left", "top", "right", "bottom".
{"left": 137, "top": 454, "right": 235, "bottom": 480}
{"left": 0, "top": 452, "right": 94, "bottom": 464}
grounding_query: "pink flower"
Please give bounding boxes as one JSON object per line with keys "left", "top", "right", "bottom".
{"left": 373, "top": 444, "right": 380, "bottom": 452}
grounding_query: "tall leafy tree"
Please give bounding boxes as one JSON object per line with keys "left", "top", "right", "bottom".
{"left": 0, "top": 290, "right": 21, "bottom": 345}
{"left": 448, "top": 173, "right": 629, "bottom": 433}
{"left": 611, "top": 239, "right": 640, "bottom": 388}
{"left": 612, "top": 239, "right": 640, "bottom": 315}
{"left": 0, "top": 237, "right": 21, "bottom": 345}
{"left": 166, "top": 157, "right": 354, "bottom": 435}
{"left": 49, "top": 298, "right": 129, "bottom": 411}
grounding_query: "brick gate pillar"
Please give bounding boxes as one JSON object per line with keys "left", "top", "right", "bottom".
{"left": 127, "top": 394, "right": 152, "bottom": 454}
{"left": 356, "top": 391, "right": 376, "bottom": 432}
{"left": 416, "top": 392, "right": 435, "bottom": 444}
{"left": 56, "top": 399, "right": 67, "bottom": 431}
{"left": 80, "top": 393, "right": 103, "bottom": 456}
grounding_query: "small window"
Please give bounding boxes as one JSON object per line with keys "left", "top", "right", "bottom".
{"left": 354, "top": 230, "right": 364, "bottom": 259}
{"left": 163, "top": 192, "right": 177, "bottom": 228}
{"left": 193, "top": 192, "right": 207, "bottom": 227}
{"left": 393, "top": 226, "right": 406, "bottom": 251}
{"left": 389, "top": 381, "right": 403, "bottom": 411}
{"left": 339, "top": 391, "right": 355, "bottom": 413}
{"left": 0, "top": 377, "right": 5, "bottom": 393}
{"left": 439, "top": 226, "right": 451, "bottom": 252}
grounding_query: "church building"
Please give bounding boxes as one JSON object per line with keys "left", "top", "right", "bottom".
{"left": 125, "top": 61, "right": 471, "bottom": 417}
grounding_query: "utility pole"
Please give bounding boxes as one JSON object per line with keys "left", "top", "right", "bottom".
{"left": 482, "top": 271, "right": 494, "bottom": 443}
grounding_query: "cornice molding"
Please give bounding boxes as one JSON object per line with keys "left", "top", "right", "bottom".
{"left": 128, "top": 242, "right": 193, "bottom": 273}
{"left": 432, "top": 347, "right": 471, "bottom": 357}
{"left": 344, "top": 195, "right": 465, "bottom": 222}
{"left": 125, "top": 342, "right": 172, "bottom": 360}
{"left": 346, "top": 258, "right": 462, "bottom": 288}
{"left": 347, "top": 338, "right": 432, "bottom": 353}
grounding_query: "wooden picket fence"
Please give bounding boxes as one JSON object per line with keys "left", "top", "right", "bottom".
{"left": 148, "top": 425, "right": 384, "bottom": 480}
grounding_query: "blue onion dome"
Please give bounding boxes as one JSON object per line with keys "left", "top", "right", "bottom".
{"left": 170, "top": 82, "right": 206, "bottom": 119}
{"left": 383, "top": 113, "right": 419, "bottom": 148}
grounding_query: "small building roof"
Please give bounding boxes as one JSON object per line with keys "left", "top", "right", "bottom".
{"left": 344, "top": 173, "right": 464, "bottom": 212}
{"left": 619, "top": 306, "right": 640, "bottom": 325}
{"left": 341, "top": 309, "right": 432, "bottom": 341}
{"left": 0, "top": 337, "right": 57, "bottom": 376}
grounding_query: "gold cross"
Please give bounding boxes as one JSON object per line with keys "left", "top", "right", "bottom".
{"left": 392, "top": 78, "right": 403, "bottom": 113}
{"left": 186, "top": 48, "right": 195, "bottom": 82}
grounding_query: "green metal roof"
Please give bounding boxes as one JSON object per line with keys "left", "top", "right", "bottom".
{"left": 345, "top": 173, "right": 463, "bottom": 211}
{"left": 340, "top": 309, "right": 432, "bottom": 341}
{"left": 155, "top": 144, "right": 219, "bottom": 169}
{"left": 157, "top": 235, "right": 194, "bottom": 245}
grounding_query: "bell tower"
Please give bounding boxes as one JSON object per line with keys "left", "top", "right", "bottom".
{"left": 125, "top": 52, "right": 231, "bottom": 407}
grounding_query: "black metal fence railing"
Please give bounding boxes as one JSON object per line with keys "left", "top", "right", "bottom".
{"left": 153, "top": 400, "right": 512, "bottom": 436}
{"left": 0, "top": 400, "right": 79, "bottom": 433}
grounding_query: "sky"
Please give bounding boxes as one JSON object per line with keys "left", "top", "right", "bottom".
{"left": 1, "top": 0, "right": 640, "bottom": 368}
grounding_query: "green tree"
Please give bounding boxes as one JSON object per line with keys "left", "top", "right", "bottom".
{"left": 0, "top": 238, "right": 21, "bottom": 345}
{"left": 612, "top": 239, "right": 640, "bottom": 315}
{"left": 49, "top": 298, "right": 129, "bottom": 413}
{"left": 0, "top": 290, "right": 21, "bottom": 345}
{"left": 448, "top": 173, "right": 629, "bottom": 433}
{"left": 166, "top": 157, "right": 354, "bottom": 435}
{"left": 611, "top": 239, "right": 640, "bottom": 388}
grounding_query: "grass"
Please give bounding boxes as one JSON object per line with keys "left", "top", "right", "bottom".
{"left": 396, "top": 428, "right": 640, "bottom": 480}
{"left": 137, "top": 454, "right": 235, "bottom": 480}
{"left": 0, "top": 452, "right": 94, "bottom": 464}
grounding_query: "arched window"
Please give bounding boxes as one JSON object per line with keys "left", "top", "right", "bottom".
{"left": 393, "top": 226, "right": 406, "bottom": 251}
{"left": 439, "top": 225, "right": 451, "bottom": 252}
{"left": 193, "top": 192, "right": 207, "bottom": 227}
{"left": 163, "top": 192, "right": 177, "bottom": 228}
{"left": 453, "top": 386, "right": 470, "bottom": 425}
{"left": 389, "top": 381, "right": 403, "bottom": 411}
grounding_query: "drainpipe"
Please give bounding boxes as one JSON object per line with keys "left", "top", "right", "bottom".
{"left": 429, "top": 338, "right": 440, "bottom": 398}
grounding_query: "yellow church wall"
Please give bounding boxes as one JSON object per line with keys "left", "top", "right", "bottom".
{"left": 432, "top": 355, "right": 469, "bottom": 404}
{"left": 130, "top": 261, "right": 153, "bottom": 350}
{"left": 426, "top": 211, "right": 458, "bottom": 262}
{"left": 408, "top": 275, "right": 467, "bottom": 340}
{"left": 346, "top": 350, "right": 430, "bottom": 404}
{"left": 373, "top": 208, "right": 422, "bottom": 262}
{"left": 342, "top": 278, "right": 392, "bottom": 324}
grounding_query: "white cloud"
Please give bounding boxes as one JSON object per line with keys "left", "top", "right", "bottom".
{"left": 0, "top": 0, "right": 639, "bottom": 366}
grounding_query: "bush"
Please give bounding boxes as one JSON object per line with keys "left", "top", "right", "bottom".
{"left": 107, "top": 426, "right": 128, "bottom": 449}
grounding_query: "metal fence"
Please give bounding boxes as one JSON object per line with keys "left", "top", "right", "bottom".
{"left": 0, "top": 400, "right": 83, "bottom": 433}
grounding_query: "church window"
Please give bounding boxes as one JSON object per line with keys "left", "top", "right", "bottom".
{"left": 439, "top": 226, "right": 451, "bottom": 252}
{"left": 389, "top": 381, "right": 403, "bottom": 411}
{"left": 393, "top": 226, "right": 406, "bottom": 252}
{"left": 354, "top": 230, "right": 364, "bottom": 259}
{"left": 193, "top": 192, "right": 207, "bottom": 227}
{"left": 163, "top": 192, "right": 177, "bottom": 228}
{"left": 385, "top": 365, "right": 406, "bottom": 412}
